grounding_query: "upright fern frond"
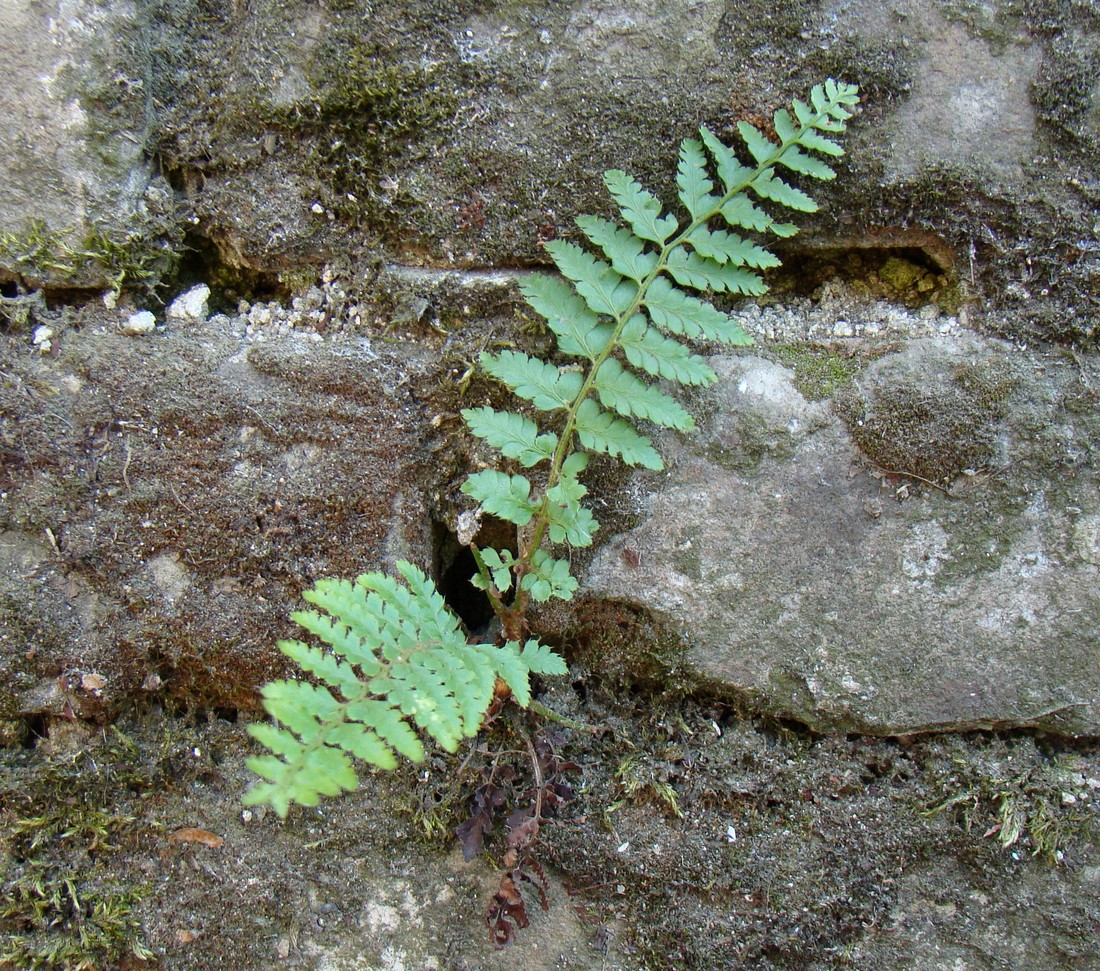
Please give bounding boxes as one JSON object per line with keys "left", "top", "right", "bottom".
{"left": 462, "top": 80, "right": 860, "bottom": 628}
{"left": 243, "top": 561, "right": 567, "bottom": 817}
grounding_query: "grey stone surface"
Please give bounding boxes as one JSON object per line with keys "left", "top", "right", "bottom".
{"left": 585, "top": 334, "right": 1100, "bottom": 736}
{"left": 0, "top": 0, "right": 175, "bottom": 288}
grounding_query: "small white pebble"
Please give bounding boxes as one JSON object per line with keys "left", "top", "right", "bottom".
{"left": 167, "top": 284, "right": 210, "bottom": 325}
{"left": 120, "top": 310, "right": 156, "bottom": 335}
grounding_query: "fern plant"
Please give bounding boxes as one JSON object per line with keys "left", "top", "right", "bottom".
{"left": 244, "top": 79, "right": 860, "bottom": 817}
{"left": 461, "top": 78, "right": 860, "bottom": 639}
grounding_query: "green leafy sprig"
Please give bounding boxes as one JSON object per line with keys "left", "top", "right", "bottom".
{"left": 243, "top": 562, "right": 566, "bottom": 817}
{"left": 461, "top": 79, "right": 860, "bottom": 635}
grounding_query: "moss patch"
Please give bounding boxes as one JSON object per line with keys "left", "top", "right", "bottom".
{"left": 0, "top": 220, "right": 181, "bottom": 297}
{"left": 834, "top": 354, "right": 1016, "bottom": 483}
{"left": 0, "top": 727, "right": 166, "bottom": 970}
{"left": 768, "top": 344, "right": 862, "bottom": 400}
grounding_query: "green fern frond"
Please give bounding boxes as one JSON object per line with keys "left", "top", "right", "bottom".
{"left": 246, "top": 79, "right": 860, "bottom": 820}
{"left": 603, "top": 170, "right": 679, "bottom": 244}
{"left": 575, "top": 215, "right": 659, "bottom": 282}
{"left": 592, "top": 357, "right": 694, "bottom": 431}
{"left": 643, "top": 275, "right": 752, "bottom": 343}
{"left": 519, "top": 275, "right": 612, "bottom": 360}
{"left": 676, "top": 138, "right": 720, "bottom": 220}
{"left": 243, "top": 562, "right": 568, "bottom": 817}
{"left": 462, "top": 79, "right": 859, "bottom": 621}
{"left": 617, "top": 314, "right": 717, "bottom": 386}
{"left": 544, "top": 240, "right": 640, "bottom": 316}
{"left": 574, "top": 398, "right": 664, "bottom": 470}
{"left": 519, "top": 550, "right": 580, "bottom": 603}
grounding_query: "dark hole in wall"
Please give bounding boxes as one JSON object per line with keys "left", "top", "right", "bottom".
{"left": 172, "top": 229, "right": 293, "bottom": 312}
{"left": 22, "top": 713, "right": 50, "bottom": 748}
{"left": 41, "top": 288, "right": 104, "bottom": 309}
{"left": 2, "top": 264, "right": 127, "bottom": 311}
{"left": 433, "top": 517, "right": 516, "bottom": 636}
{"left": 770, "top": 242, "right": 958, "bottom": 306}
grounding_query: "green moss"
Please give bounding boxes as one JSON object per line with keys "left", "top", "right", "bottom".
{"left": 938, "top": 0, "right": 1030, "bottom": 52}
{"left": 0, "top": 221, "right": 180, "bottom": 296}
{"left": 835, "top": 356, "right": 1016, "bottom": 483}
{"left": 1031, "top": 35, "right": 1100, "bottom": 144}
{"left": 923, "top": 745, "right": 1100, "bottom": 864}
{"left": 805, "top": 35, "right": 916, "bottom": 104}
{"left": 559, "top": 598, "right": 692, "bottom": 698}
{"left": 609, "top": 754, "right": 685, "bottom": 820}
{"left": 259, "top": 36, "right": 460, "bottom": 231}
{"left": 0, "top": 770, "right": 154, "bottom": 969}
{"left": 0, "top": 593, "right": 74, "bottom": 721}
{"left": 703, "top": 412, "right": 798, "bottom": 471}
{"left": 951, "top": 360, "right": 1019, "bottom": 409}
{"left": 769, "top": 344, "right": 861, "bottom": 400}
{"left": 0, "top": 872, "right": 154, "bottom": 971}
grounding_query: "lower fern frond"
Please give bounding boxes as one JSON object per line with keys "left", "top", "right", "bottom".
{"left": 243, "top": 561, "right": 567, "bottom": 817}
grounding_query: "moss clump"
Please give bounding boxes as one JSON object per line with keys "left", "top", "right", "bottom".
{"left": 703, "top": 411, "right": 798, "bottom": 472}
{"left": 0, "top": 220, "right": 181, "bottom": 297}
{"left": 1031, "top": 34, "right": 1100, "bottom": 145}
{"left": 835, "top": 356, "right": 1015, "bottom": 483}
{"left": 769, "top": 344, "right": 861, "bottom": 400}
{"left": 877, "top": 254, "right": 935, "bottom": 296}
{"left": 923, "top": 739, "right": 1100, "bottom": 864}
{"left": 0, "top": 736, "right": 160, "bottom": 970}
{"left": 556, "top": 598, "right": 693, "bottom": 699}
{"left": 0, "top": 870, "right": 153, "bottom": 971}
{"left": 262, "top": 38, "right": 460, "bottom": 231}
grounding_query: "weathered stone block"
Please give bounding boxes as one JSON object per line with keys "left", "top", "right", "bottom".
{"left": 585, "top": 333, "right": 1100, "bottom": 736}
{"left": 0, "top": 0, "right": 180, "bottom": 291}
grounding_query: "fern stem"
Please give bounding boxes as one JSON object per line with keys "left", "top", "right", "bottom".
{"left": 509, "top": 100, "right": 842, "bottom": 614}
{"left": 469, "top": 541, "right": 508, "bottom": 616}
{"left": 528, "top": 698, "right": 600, "bottom": 734}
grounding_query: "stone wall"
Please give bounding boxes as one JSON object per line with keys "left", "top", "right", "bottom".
{"left": 2, "top": 0, "right": 1098, "bottom": 341}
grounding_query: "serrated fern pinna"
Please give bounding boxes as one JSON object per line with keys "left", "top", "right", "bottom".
{"left": 461, "top": 79, "right": 860, "bottom": 638}
{"left": 245, "top": 80, "right": 859, "bottom": 816}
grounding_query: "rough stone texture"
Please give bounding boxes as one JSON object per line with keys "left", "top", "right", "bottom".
{"left": 2, "top": 0, "right": 1098, "bottom": 343}
{"left": 585, "top": 331, "right": 1100, "bottom": 736}
{"left": 0, "top": 0, "right": 180, "bottom": 290}
{"left": 0, "top": 312, "right": 442, "bottom": 721}
{"left": 2, "top": 4, "right": 1100, "bottom": 967}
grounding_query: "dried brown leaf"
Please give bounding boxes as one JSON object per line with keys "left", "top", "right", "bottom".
{"left": 168, "top": 827, "right": 224, "bottom": 848}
